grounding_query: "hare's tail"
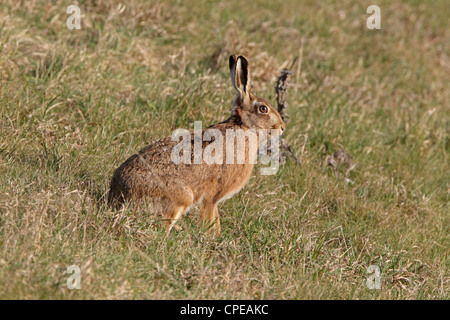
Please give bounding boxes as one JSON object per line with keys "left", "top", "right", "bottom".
{"left": 107, "top": 177, "right": 126, "bottom": 209}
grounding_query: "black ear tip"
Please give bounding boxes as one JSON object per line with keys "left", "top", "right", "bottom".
{"left": 238, "top": 55, "right": 248, "bottom": 65}
{"left": 229, "top": 54, "right": 237, "bottom": 68}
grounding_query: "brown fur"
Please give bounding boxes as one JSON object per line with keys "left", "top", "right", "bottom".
{"left": 107, "top": 55, "right": 285, "bottom": 236}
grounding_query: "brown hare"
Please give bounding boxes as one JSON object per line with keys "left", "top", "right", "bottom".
{"left": 108, "top": 55, "right": 285, "bottom": 236}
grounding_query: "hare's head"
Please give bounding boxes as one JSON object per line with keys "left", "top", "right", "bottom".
{"left": 229, "top": 54, "right": 285, "bottom": 134}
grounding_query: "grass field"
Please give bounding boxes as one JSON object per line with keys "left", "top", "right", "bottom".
{"left": 0, "top": 0, "right": 448, "bottom": 299}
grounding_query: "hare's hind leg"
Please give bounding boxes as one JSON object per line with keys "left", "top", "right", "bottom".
{"left": 199, "top": 200, "right": 220, "bottom": 236}
{"left": 166, "top": 204, "right": 187, "bottom": 233}
{"left": 162, "top": 185, "right": 195, "bottom": 234}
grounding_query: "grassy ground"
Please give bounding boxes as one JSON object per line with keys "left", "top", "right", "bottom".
{"left": 0, "top": 0, "right": 448, "bottom": 299}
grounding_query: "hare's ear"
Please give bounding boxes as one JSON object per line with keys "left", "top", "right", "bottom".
{"left": 229, "top": 54, "right": 251, "bottom": 99}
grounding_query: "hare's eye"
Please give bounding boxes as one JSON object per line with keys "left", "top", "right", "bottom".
{"left": 259, "top": 105, "right": 268, "bottom": 113}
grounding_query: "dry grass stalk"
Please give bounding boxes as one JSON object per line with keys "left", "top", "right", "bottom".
{"left": 274, "top": 57, "right": 301, "bottom": 165}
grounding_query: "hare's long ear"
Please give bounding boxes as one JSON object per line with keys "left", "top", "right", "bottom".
{"left": 229, "top": 55, "right": 251, "bottom": 99}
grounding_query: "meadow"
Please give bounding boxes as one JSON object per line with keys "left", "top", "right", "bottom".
{"left": 0, "top": 0, "right": 448, "bottom": 299}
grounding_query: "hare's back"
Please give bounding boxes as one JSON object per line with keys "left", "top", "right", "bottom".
{"left": 117, "top": 137, "right": 182, "bottom": 176}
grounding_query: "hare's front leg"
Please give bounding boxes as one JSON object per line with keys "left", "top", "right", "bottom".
{"left": 199, "top": 200, "right": 221, "bottom": 236}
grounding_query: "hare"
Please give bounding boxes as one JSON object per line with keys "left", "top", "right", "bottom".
{"left": 108, "top": 55, "right": 285, "bottom": 236}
